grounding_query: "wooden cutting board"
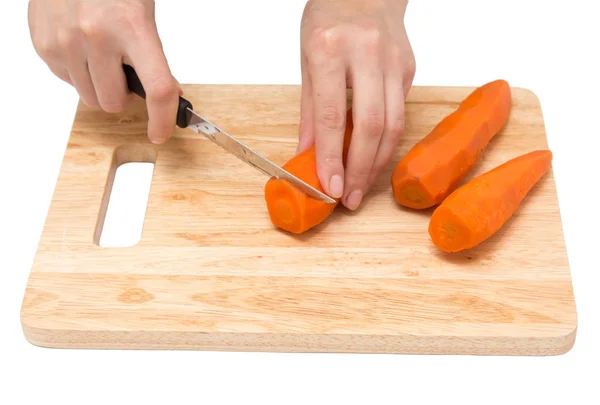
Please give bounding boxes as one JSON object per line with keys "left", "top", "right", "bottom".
{"left": 20, "top": 84, "right": 577, "bottom": 355}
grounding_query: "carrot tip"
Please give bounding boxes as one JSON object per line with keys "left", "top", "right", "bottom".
{"left": 392, "top": 178, "right": 436, "bottom": 209}
{"left": 429, "top": 206, "right": 473, "bottom": 253}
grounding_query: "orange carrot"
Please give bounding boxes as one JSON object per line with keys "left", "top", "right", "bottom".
{"left": 391, "top": 79, "right": 512, "bottom": 209}
{"left": 264, "top": 110, "right": 353, "bottom": 234}
{"left": 428, "top": 150, "right": 553, "bottom": 253}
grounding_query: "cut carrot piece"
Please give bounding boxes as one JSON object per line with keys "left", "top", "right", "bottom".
{"left": 428, "top": 150, "right": 553, "bottom": 253}
{"left": 264, "top": 110, "right": 353, "bottom": 234}
{"left": 392, "top": 79, "right": 512, "bottom": 209}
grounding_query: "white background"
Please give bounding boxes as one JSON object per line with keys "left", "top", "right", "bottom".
{"left": 1, "top": 1, "right": 599, "bottom": 404}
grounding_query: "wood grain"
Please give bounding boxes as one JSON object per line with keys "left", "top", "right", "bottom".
{"left": 20, "top": 84, "right": 577, "bottom": 355}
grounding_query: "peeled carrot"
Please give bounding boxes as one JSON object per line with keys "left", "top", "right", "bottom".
{"left": 264, "top": 110, "right": 353, "bottom": 234}
{"left": 391, "top": 79, "right": 512, "bottom": 209}
{"left": 428, "top": 150, "right": 553, "bottom": 253}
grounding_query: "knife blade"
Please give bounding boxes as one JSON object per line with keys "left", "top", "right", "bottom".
{"left": 122, "top": 64, "right": 336, "bottom": 204}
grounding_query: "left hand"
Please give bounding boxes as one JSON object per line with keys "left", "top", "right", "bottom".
{"left": 298, "top": 0, "right": 415, "bottom": 210}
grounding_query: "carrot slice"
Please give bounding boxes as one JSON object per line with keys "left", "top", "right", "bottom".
{"left": 264, "top": 110, "right": 353, "bottom": 234}
{"left": 392, "top": 79, "right": 512, "bottom": 209}
{"left": 428, "top": 150, "right": 553, "bottom": 253}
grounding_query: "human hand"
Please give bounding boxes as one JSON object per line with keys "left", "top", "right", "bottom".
{"left": 298, "top": 0, "right": 415, "bottom": 210}
{"left": 28, "top": 0, "right": 181, "bottom": 143}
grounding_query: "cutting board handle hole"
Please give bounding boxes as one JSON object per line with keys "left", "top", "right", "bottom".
{"left": 94, "top": 145, "right": 157, "bottom": 248}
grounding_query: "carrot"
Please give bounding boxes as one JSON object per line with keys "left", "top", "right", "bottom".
{"left": 264, "top": 110, "right": 353, "bottom": 234}
{"left": 428, "top": 150, "right": 553, "bottom": 253}
{"left": 391, "top": 79, "right": 512, "bottom": 209}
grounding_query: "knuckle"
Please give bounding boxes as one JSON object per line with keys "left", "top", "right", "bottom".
{"left": 318, "top": 151, "right": 343, "bottom": 170}
{"left": 34, "top": 39, "right": 58, "bottom": 60}
{"left": 318, "top": 106, "right": 345, "bottom": 131}
{"left": 308, "top": 27, "right": 343, "bottom": 54}
{"left": 360, "top": 26, "right": 382, "bottom": 54}
{"left": 56, "top": 28, "right": 78, "bottom": 52}
{"left": 359, "top": 112, "right": 384, "bottom": 138}
{"left": 147, "top": 78, "right": 179, "bottom": 102}
{"left": 387, "top": 117, "right": 405, "bottom": 138}
{"left": 79, "top": 18, "right": 108, "bottom": 45}
{"left": 348, "top": 163, "right": 372, "bottom": 182}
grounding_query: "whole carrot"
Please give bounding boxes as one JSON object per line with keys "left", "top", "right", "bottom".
{"left": 391, "top": 79, "right": 512, "bottom": 209}
{"left": 428, "top": 150, "right": 553, "bottom": 253}
{"left": 264, "top": 110, "right": 353, "bottom": 234}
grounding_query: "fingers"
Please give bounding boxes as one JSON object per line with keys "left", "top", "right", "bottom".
{"left": 297, "top": 54, "right": 315, "bottom": 154}
{"left": 59, "top": 28, "right": 99, "bottom": 108}
{"left": 126, "top": 32, "right": 180, "bottom": 144}
{"left": 344, "top": 66, "right": 385, "bottom": 210}
{"left": 28, "top": 0, "right": 181, "bottom": 145}
{"left": 88, "top": 41, "right": 128, "bottom": 113}
{"left": 309, "top": 53, "right": 347, "bottom": 199}
{"left": 67, "top": 62, "right": 99, "bottom": 108}
{"left": 365, "top": 41, "right": 413, "bottom": 191}
{"left": 367, "top": 75, "right": 405, "bottom": 191}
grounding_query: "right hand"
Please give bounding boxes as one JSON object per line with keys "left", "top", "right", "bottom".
{"left": 28, "top": 0, "right": 181, "bottom": 144}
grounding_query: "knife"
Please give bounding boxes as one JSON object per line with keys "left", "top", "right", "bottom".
{"left": 122, "top": 64, "right": 336, "bottom": 204}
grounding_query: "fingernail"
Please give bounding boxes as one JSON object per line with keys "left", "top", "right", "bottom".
{"left": 346, "top": 190, "right": 363, "bottom": 210}
{"left": 149, "top": 134, "right": 165, "bottom": 144}
{"left": 329, "top": 175, "right": 344, "bottom": 198}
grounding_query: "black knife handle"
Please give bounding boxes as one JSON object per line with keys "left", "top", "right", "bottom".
{"left": 123, "top": 64, "right": 193, "bottom": 128}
